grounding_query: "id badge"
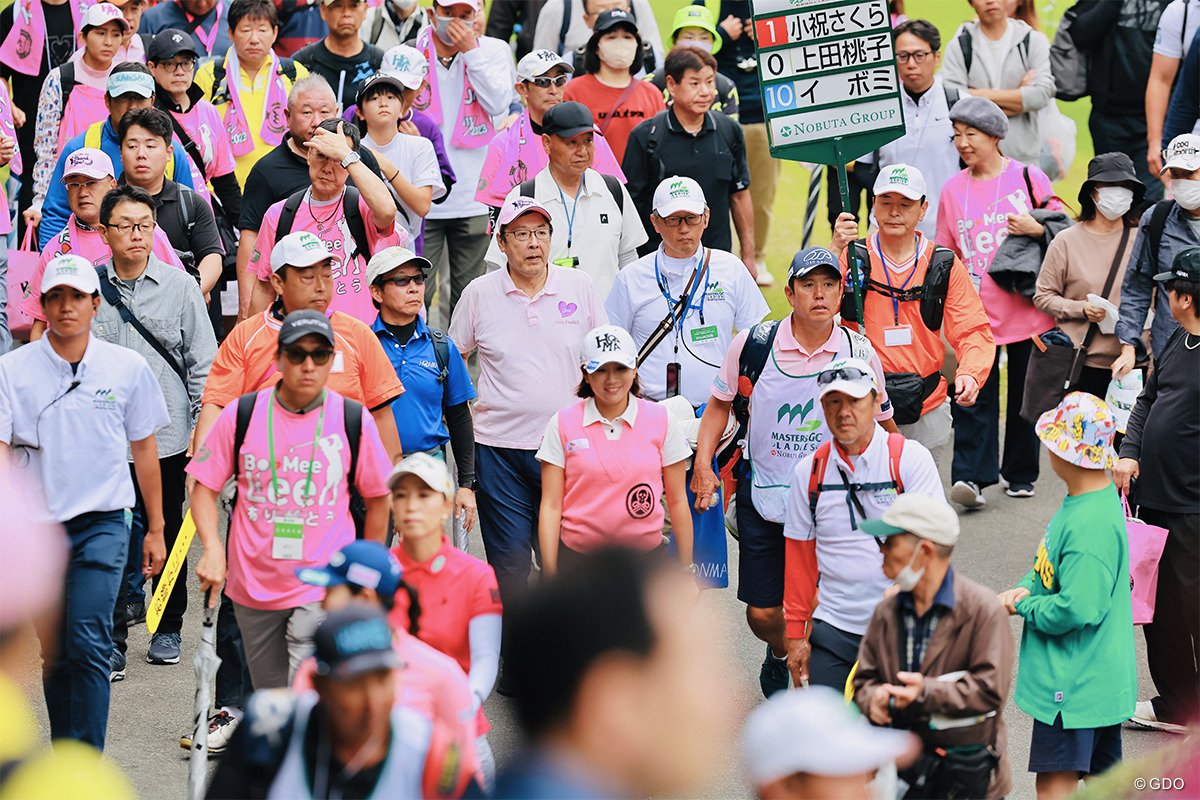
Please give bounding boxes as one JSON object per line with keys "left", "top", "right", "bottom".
{"left": 883, "top": 325, "right": 913, "bottom": 347}
{"left": 666, "top": 362, "right": 681, "bottom": 398}
{"left": 690, "top": 325, "right": 719, "bottom": 343}
{"left": 272, "top": 517, "right": 304, "bottom": 560}
{"left": 330, "top": 351, "right": 344, "bottom": 373}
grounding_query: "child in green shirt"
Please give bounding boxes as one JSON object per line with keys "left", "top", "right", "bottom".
{"left": 998, "top": 391, "right": 1136, "bottom": 800}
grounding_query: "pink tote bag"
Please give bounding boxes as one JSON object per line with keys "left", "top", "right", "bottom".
{"left": 1124, "top": 493, "right": 1169, "bottom": 625}
{"left": 7, "top": 228, "right": 39, "bottom": 339}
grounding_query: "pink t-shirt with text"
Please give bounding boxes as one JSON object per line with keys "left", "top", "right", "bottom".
{"left": 249, "top": 190, "right": 402, "bottom": 325}
{"left": 187, "top": 389, "right": 392, "bottom": 610}
{"left": 936, "top": 159, "right": 1057, "bottom": 345}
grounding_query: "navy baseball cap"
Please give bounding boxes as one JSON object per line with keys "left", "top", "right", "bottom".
{"left": 295, "top": 540, "right": 403, "bottom": 597}
{"left": 788, "top": 247, "right": 841, "bottom": 281}
{"left": 312, "top": 605, "right": 400, "bottom": 680}
{"left": 1154, "top": 244, "right": 1200, "bottom": 281}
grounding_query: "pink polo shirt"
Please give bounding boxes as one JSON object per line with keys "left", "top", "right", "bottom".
{"left": 187, "top": 389, "right": 393, "bottom": 610}
{"left": 169, "top": 99, "right": 238, "bottom": 203}
{"left": 250, "top": 189, "right": 401, "bottom": 325}
{"left": 711, "top": 315, "right": 893, "bottom": 422}
{"left": 447, "top": 265, "right": 607, "bottom": 450}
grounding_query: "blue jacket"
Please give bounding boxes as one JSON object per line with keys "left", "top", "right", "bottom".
{"left": 1164, "top": 26, "right": 1200, "bottom": 142}
{"left": 139, "top": 0, "right": 232, "bottom": 59}
{"left": 40, "top": 120, "right": 196, "bottom": 250}
{"left": 1116, "top": 201, "right": 1191, "bottom": 360}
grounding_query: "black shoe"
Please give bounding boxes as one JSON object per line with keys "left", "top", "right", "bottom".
{"left": 126, "top": 601, "right": 146, "bottom": 626}
{"left": 759, "top": 644, "right": 790, "bottom": 698}
{"left": 496, "top": 664, "right": 517, "bottom": 697}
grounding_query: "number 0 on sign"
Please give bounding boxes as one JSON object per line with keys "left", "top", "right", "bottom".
{"left": 749, "top": 0, "right": 906, "bottom": 165}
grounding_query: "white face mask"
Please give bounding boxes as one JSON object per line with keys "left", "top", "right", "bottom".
{"left": 677, "top": 38, "right": 713, "bottom": 53}
{"left": 894, "top": 545, "right": 926, "bottom": 592}
{"left": 1094, "top": 186, "right": 1134, "bottom": 220}
{"left": 433, "top": 14, "right": 456, "bottom": 45}
{"left": 1172, "top": 178, "right": 1200, "bottom": 210}
{"left": 597, "top": 37, "right": 638, "bottom": 71}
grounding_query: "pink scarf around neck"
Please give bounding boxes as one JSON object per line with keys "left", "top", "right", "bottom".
{"left": 413, "top": 27, "right": 493, "bottom": 150}
{"left": 0, "top": 0, "right": 90, "bottom": 76}
{"left": 222, "top": 47, "right": 287, "bottom": 157}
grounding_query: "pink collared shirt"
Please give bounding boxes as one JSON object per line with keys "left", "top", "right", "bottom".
{"left": 448, "top": 265, "right": 607, "bottom": 450}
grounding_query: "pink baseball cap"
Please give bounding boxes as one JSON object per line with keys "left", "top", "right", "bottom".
{"left": 82, "top": 2, "right": 130, "bottom": 32}
{"left": 497, "top": 196, "right": 552, "bottom": 229}
{"left": 61, "top": 148, "right": 115, "bottom": 181}
{"left": 0, "top": 472, "right": 69, "bottom": 632}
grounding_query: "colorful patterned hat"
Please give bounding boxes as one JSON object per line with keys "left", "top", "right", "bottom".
{"left": 1035, "top": 391, "right": 1117, "bottom": 470}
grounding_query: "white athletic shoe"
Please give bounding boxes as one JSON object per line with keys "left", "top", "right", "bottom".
{"left": 1130, "top": 700, "right": 1188, "bottom": 734}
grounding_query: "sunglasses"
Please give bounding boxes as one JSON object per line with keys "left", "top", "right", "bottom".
{"left": 528, "top": 75, "right": 570, "bottom": 88}
{"left": 281, "top": 345, "right": 335, "bottom": 365}
{"left": 380, "top": 274, "right": 426, "bottom": 288}
{"left": 817, "top": 366, "right": 872, "bottom": 386}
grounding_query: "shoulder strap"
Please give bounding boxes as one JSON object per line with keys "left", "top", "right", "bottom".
{"left": 370, "top": 9, "right": 385, "bottom": 44}
{"left": 85, "top": 121, "right": 104, "bottom": 150}
{"left": 1083, "top": 223, "right": 1133, "bottom": 350}
{"left": 178, "top": 184, "right": 195, "bottom": 231}
{"left": 808, "top": 440, "right": 833, "bottom": 518}
{"left": 275, "top": 191, "right": 306, "bottom": 241}
{"left": 341, "top": 186, "right": 371, "bottom": 264}
{"left": 920, "top": 245, "right": 957, "bottom": 332}
{"left": 232, "top": 392, "right": 258, "bottom": 480}
{"left": 518, "top": 178, "right": 535, "bottom": 198}
{"left": 600, "top": 172, "right": 624, "bottom": 214}
{"left": 598, "top": 79, "right": 641, "bottom": 136}
{"left": 96, "top": 267, "right": 190, "bottom": 389}
{"left": 279, "top": 57, "right": 298, "bottom": 82}
{"left": 730, "top": 318, "right": 781, "bottom": 425}
{"left": 635, "top": 247, "right": 712, "bottom": 365}
{"left": 60, "top": 62, "right": 76, "bottom": 109}
{"left": 886, "top": 432, "right": 905, "bottom": 493}
{"left": 840, "top": 325, "right": 873, "bottom": 362}
{"left": 429, "top": 326, "right": 451, "bottom": 387}
{"left": 557, "top": 0, "right": 571, "bottom": 55}
{"left": 711, "top": 110, "right": 739, "bottom": 153}
{"left": 168, "top": 112, "right": 208, "bottom": 181}
{"left": 943, "top": 85, "right": 960, "bottom": 109}
{"left": 343, "top": 397, "right": 363, "bottom": 536}
{"left": 958, "top": 29, "right": 973, "bottom": 75}
{"left": 1149, "top": 198, "right": 1175, "bottom": 270}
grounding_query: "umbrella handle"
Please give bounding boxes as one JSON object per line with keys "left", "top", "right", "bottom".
{"left": 202, "top": 588, "right": 216, "bottom": 627}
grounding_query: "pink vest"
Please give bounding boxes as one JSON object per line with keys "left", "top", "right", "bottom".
{"left": 58, "top": 81, "right": 108, "bottom": 152}
{"left": 556, "top": 397, "right": 668, "bottom": 554}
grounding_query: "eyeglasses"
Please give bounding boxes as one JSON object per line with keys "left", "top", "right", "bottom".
{"left": 658, "top": 213, "right": 705, "bottom": 227}
{"left": 381, "top": 273, "right": 426, "bottom": 288}
{"left": 817, "top": 366, "right": 872, "bottom": 386}
{"left": 159, "top": 58, "right": 196, "bottom": 73}
{"left": 110, "top": 222, "right": 154, "bottom": 235}
{"left": 281, "top": 345, "right": 335, "bottom": 365}
{"left": 527, "top": 75, "right": 569, "bottom": 88}
{"left": 65, "top": 179, "right": 103, "bottom": 190}
{"left": 896, "top": 50, "right": 933, "bottom": 64}
{"left": 504, "top": 228, "right": 551, "bottom": 242}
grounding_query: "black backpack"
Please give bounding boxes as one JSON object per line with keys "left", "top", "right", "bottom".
{"left": 840, "top": 238, "right": 958, "bottom": 332}
{"left": 518, "top": 173, "right": 624, "bottom": 214}
{"left": 209, "top": 57, "right": 299, "bottom": 107}
{"left": 274, "top": 186, "right": 372, "bottom": 265}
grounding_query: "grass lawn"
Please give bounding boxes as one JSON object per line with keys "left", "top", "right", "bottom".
{"left": 645, "top": 0, "right": 1092, "bottom": 314}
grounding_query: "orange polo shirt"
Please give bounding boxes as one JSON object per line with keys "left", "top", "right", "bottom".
{"left": 202, "top": 308, "right": 404, "bottom": 410}
{"left": 839, "top": 235, "right": 995, "bottom": 416}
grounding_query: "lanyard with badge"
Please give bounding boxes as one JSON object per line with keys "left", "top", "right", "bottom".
{"left": 653, "top": 249, "right": 712, "bottom": 397}
{"left": 875, "top": 232, "right": 920, "bottom": 348}
{"left": 268, "top": 389, "right": 325, "bottom": 560}
{"left": 552, "top": 180, "right": 583, "bottom": 269}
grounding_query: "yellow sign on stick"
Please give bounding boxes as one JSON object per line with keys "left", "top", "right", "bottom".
{"left": 147, "top": 510, "right": 197, "bottom": 634}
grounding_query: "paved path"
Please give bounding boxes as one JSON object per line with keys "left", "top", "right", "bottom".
{"left": 12, "top": 445, "right": 1180, "bottom": 799}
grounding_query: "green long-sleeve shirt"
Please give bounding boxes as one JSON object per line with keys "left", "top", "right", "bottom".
{"left": 1013, "top": 483, "right": 1136, "bottom": 728}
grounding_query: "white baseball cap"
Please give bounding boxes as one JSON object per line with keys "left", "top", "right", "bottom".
{"left": 817, "top": 357, "right": 878, "bottom": 400}
{"left": 381, "top": 45, "right": 429, "bottom": 90}
{"left": 42, "top": 254, "right": 100, "bottom": 295}
{"left": 106, "top": 69, "right": 155, "bottom": 99}
{"left": 516, "top": 49, "right": 574, "bottom": 81}
{"left": 270, "top": 231, "right": 338, "bottom": 274}
{"left": 652, "top": 175, "right": 707, "bottom": 217}
{"left": 742, "top": 686, "right": 917, "bottom": 786}
{"left": 82, "top": 2, "right": 129, "bottom": 32}
{"left": 859, "top": 493, "right": 961, "bottom": 546}
{"left": 387, "top": 452, "right": 454, "bottom": 499}
{"left": 62, "top": 148, "right": 115, "bottom": 181}
{"left": 1161, "top": 133, "right": 1200, "bottom": 174}
{"left": 366, "top": 246, "right": 432, "bottom": 287}
{"left": 580, "top": 325, "right": 638, "bottom": 372}
{"left": 873, "top": 163, "right": 926, "bottom": 201}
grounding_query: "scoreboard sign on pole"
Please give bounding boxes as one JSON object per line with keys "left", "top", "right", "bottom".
{"left": 750, "top": 0, "right": 906, "bottom": 165}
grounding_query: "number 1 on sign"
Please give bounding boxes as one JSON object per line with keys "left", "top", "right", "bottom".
{"left": 755, "top": 16, "right": 786, "bottom": 47}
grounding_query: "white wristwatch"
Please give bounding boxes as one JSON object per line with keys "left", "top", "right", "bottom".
{"left": 340, "top": 151, "right": 362, "bottom": 169}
